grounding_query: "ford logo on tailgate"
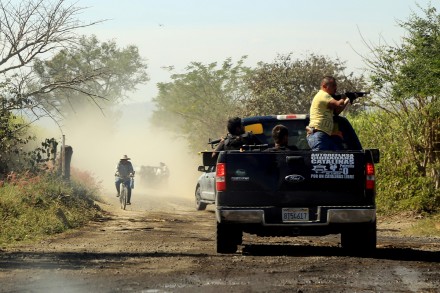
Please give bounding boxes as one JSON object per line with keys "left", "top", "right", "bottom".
{"left": 285, "top": 174, "right": 305, "bottom": 183}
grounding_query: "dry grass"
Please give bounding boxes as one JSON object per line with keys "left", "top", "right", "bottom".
{"left": 0, "top": 171, "right": 103, "bottom": 246}
{"left": 405, "top": 213, "right": 440, "bottom": 237}
{"left": 378, "top": 211, "right": 440, "bottom": 237}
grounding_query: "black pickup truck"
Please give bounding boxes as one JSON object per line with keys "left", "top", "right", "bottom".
{"left": 199, "top": 114, "right": 379, "bottom": 254}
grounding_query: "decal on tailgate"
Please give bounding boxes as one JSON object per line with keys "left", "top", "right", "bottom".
{"left": 310, "top": 153, "right": 355, "bottom": 179}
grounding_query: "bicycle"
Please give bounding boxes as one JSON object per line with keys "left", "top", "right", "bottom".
{"left": 120, "top": 179, "right": 128, "bottom": 210}
{"left": 117, "top": 173, "right": 134, "bottom": 210}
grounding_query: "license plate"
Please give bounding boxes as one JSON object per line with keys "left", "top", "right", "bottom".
{"left": 282, "top": 208, "right": 309, "bottom": 222}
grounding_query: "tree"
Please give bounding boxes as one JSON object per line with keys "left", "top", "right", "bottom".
{"left": 363, "top": 4, "right": 440, "bottom": 190}
{"left": 245, "top": 53, "right": 367, "bottom": 116}
{"left": 33, "top": 35, "right": 149, "bottom": 119}
{"left": 0, "top": 0, "right": 104, "bottom": 175}
{"left": 0, "top": 0, "right": 104, "bottom": 117}
{"left": 152, "top": 57, "right": 252, "bottom": 151}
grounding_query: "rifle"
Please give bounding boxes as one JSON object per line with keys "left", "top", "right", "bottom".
{"left": 332, "top": 91, "right": 370, "bottom": 104}
{"left": 208, "top": 131, "right": 259, "bottom": 149}
{"left": 208, "top": 137, "right": 222, "bottom": 149}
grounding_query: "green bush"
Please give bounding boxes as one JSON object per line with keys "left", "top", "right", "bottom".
{"left": 350, "top": 111, "right": 439, "bottom": 214}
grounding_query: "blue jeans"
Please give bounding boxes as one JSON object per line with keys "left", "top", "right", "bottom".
{"left": 115, "top": 177, "right": 132, "bottom": 202}
{"left": 307, "top": 131, "right": 342, "bottom": 151}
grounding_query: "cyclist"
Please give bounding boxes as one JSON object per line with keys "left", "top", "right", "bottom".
{"left": 115, "top": 154, "right": 135, "bottom": 205}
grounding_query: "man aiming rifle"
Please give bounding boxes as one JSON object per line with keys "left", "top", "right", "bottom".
{"left": 306, "top": 76, "right": 369, "bottom": 151}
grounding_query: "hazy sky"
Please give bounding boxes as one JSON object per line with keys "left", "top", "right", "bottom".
{"left": 72, "top": 0, "right": 438, "bottom": 104}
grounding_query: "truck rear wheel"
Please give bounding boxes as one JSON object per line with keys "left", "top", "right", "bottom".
{"left": 216, "top": 223, "right": 242, "bottom": 254}
{"left": 341, "top": 221, "right": 377, "bottom": 254}
{"left": 195, "top": 186, "right": 207, "bottom": 211}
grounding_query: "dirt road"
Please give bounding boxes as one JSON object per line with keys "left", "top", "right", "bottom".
{"left": 1, "top": 191, "right": 439, "bottom": 292}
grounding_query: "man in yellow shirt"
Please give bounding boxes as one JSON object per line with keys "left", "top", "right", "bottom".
{"left": 307, "top": 76, "right": 349, "bottom": 150}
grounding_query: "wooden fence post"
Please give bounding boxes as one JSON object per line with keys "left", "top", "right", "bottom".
{"left": 63, "top": 145, "right": 73, "bottom": 181}
{"left": 60, "top": 135, "right": 73, "bottom": 181}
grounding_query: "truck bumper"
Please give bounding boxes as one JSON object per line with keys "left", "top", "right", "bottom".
{"left": 216, "top": 207, "right": 376, "bottom": 226}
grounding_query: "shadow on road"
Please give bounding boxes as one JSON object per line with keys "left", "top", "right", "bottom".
{"left": 241, "top": 244, "right": 440, "bottom": 262}
{"left": 0, "top": 251, "right": 210, "bottom": 270}
{"left": 2, "top": 245, "right": 438, "bottom": 272}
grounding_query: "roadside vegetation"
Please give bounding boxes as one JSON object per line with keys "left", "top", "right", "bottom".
{"left": 0, "top": 169, "right": 103, "bottom": 246}
{"left": 352, "top": 112, "right": 439, "bottom": 214}
{"left": 0, "top": 0, "right": 147, "bottom": 246}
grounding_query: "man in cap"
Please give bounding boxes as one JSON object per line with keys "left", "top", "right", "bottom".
{"left": 115, "top": 155, "right": 135, "bottom": 205}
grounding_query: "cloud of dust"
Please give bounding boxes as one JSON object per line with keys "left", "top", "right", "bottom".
{"left": 52, "top": 102, "right": 201, "bottom": 201}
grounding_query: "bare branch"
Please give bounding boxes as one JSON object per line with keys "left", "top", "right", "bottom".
{"left": 0, "top": 0, "right": 104, "bottom": 74}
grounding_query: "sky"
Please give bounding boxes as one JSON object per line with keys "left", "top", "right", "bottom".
{"left": 72, "top": 0, "right": 439, "bottom": 104}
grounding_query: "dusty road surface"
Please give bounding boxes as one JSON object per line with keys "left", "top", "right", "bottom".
{"left": 1, "top": 190, "right": 439, "bottom": 293}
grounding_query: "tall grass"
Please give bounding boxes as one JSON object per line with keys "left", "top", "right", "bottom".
{"left": 0, "top": 170, "right": 103, "bottom": 245}
{"left": 350, "top": 111, "right": 440, "bottom": 214}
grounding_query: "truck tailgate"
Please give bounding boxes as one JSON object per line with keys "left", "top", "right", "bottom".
{"left": 218, "top": 151, "right": 370, "bottom": 206}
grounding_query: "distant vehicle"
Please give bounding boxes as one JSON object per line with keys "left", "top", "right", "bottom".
{"left": 138, "top": 162, "right": 169, "bottom": 188}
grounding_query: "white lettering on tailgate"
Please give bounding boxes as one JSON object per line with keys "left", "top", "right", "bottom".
{"left": 310, "top": 153, "right": 355, "bottom": 180}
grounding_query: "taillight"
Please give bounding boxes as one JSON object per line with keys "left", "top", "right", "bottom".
{"left": 216, "top": 163, "right": 226, "bottom": 191}
{"left": 365, "top": 162, "right": 375, "bottom": 190}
